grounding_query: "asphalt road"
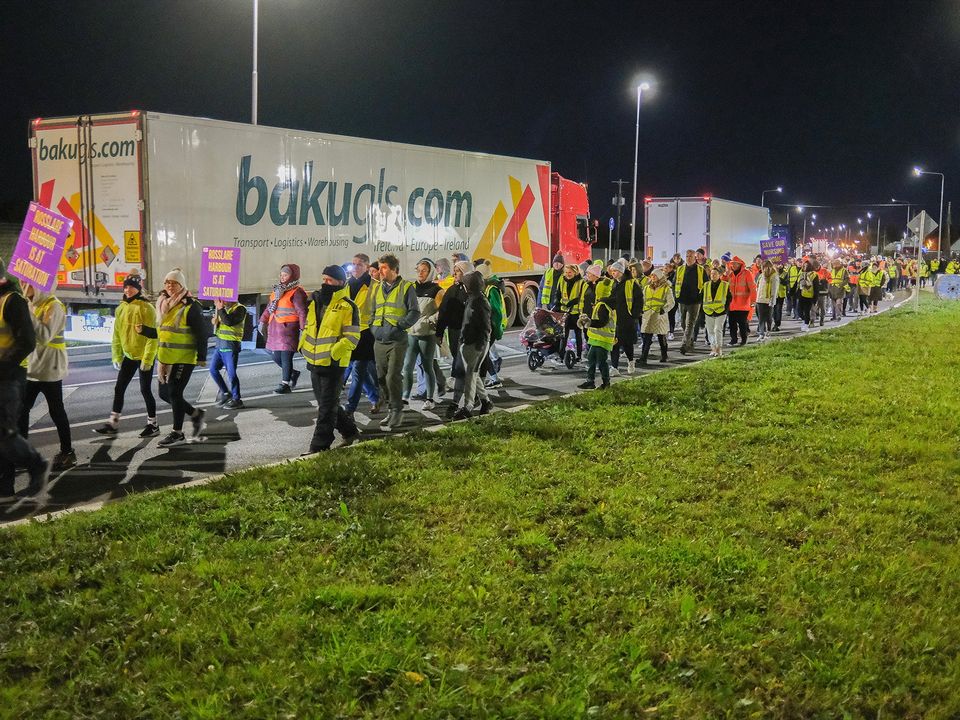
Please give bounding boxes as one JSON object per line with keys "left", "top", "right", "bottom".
{"left": 2, "top": 292, "right": 909, "bottom": 523}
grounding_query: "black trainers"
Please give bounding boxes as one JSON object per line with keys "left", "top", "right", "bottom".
{"left": 157, "top": 431, "right": 186, "bottom": 448}
{"left": 290, "top": 369, "right": 302, "bottom": 389}
{"left": 223, "top": 398, "right": 244, "bottom": 409}
{"left": 139, "top": 423, "right": 161, "bottom": 438}
{"left": 215, "top": 391, "right": 228, "bottom": 407}
{"left": 577, "top": 381, "right": 596, "bottom": 389}
{"left": 190, "top": 409, "right": 207, "bottom": 441}
{"left": 93, "top": 423, "right": 118, "bottom": 436}
{"left": 478, "top": 399, "right": 494, "bottom": 415}
{"left": 273, "top": 383, "right": 291, "bottom": 394}
{"left": 51, "top": 450, "right": 77, "bottom": 473}
{"left": 452, "top": 407, "right": 472, "bottom": 421}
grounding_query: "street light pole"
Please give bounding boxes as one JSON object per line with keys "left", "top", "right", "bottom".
{"left": 629, "top": 83, "right": 650, "bottom": 261}
{"left": 252, "top": 0, "right": 259, "bottom": 125}
{"left": 761, "top": 186, "right": 783, "bottom": 208}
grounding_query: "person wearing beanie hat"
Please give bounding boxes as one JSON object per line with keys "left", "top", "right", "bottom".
{"left": 585, "top": 263, "right": 602, "bottom": 280}
{"left": 151, "top": 268, "right": 210, "bottom": 447}
{"left": 539, "top": 253, "right": 565, "bottom": 310}
{"left": 18, "top": 279, "right": 76, "bottom": 472}
{"left": 453, "top": 260, "right": 473, "bottom": 277}
{"left": 164, "top": 267, "right": 187, "bottom": 288}
{"left": 0, "top": 268, "right": 51, "bottom": 497}
{"left": 605, "top": 259, "right": 641, "bottom": 375}
{"left": 299, "top": 265, "right": 361, "bottom": 453}
{"left": 639, "top": 268, "right": 675, "bottom": 365}
{"left": 403, "top": 258, "right": 443, "bottom": 411}
{"left": 93, "top": 271, "right": 162, "bottom": 438}
{"left": 259, "top": 263, "right": 307, "bottom": 394}
{"left": 577, "top": 266, "right": 616, "bottom": 390}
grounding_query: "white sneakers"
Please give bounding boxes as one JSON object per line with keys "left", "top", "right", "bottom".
{"left": 422, "top": 400, "right": 436, "bottom": 411}
{"left": 626, "top": 359, "right": 635, "bottom": 375}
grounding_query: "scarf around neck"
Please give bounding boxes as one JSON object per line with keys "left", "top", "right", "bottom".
{"left": 267, "top": 279, "right": 300, "bottom": 315}
{"left": 156, "top": 287, "right": 189, "bottom": 319}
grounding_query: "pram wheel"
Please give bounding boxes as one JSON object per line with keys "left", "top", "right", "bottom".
{"left": 564, "top": 350, "right": 577, "bottom": 369}
{"left": 528, "top": 351, "right": 544, "bottom": 371}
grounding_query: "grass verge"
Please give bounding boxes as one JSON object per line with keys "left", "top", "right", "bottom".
{"left": 2, "top": 298, "right": 960, "bottom": 718}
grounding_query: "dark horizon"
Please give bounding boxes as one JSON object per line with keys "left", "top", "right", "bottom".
{"left": 3, "top": 0, "right": 958, "bottom": 248}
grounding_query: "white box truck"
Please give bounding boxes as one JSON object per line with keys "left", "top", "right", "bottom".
{"left": 643, "top": 196, "right": 770, "bottom": 263}
{"left": 29, "top": 111, "right": 595, "bottom": 325}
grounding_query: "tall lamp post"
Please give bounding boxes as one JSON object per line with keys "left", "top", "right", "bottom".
{"left": 761, "top": 186, "right": 782, "bottom": 207}
{"left": 796, "top": 206, "right": 807, "bottom": 244}
{"left": 252, "top": 0, "right": 259, "bottom": 125}
{"left": 629, "top": 81, "right": 651, "bottom": 261}
{"left": 913, "top": 168, "right": 945, "bottom": 260}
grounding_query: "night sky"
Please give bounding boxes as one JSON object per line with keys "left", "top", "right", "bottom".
{"left": 3, "top": 0, "right": 959, "bottom": 246}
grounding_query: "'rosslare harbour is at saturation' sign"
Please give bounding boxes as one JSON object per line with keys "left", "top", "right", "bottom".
{"left": 198, "top": 246, "right": 241, "bottom": 301}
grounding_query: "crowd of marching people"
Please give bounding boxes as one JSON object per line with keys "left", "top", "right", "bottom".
{"left": 1, "top": 247, "right": 957, "bottom": 497}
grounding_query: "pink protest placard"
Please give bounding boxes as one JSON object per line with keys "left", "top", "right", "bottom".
{"left": 8, "top": 202, "right": 74, "bottom": 292}
{"left": 197, "top": 246, "right": 241, "bottom": 301}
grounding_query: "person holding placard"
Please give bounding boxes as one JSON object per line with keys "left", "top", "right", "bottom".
{"left": 18, "top": 280, "right": 75, "bottom": 472}
{"left": 0, "top": 257, "right": 49, "bottom": 497}
{"left": 210, "top": 298, "right": 246, "bottom": 409}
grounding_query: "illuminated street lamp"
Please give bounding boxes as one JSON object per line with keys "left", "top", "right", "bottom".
{"left": 912, "top": 167, "right": 945, "bottom": 260}
{"left": 629, "top": 78, "right": 653, "bottom": 260}
{"left": 761, "top": 186, "right": 783, "bottom": 207}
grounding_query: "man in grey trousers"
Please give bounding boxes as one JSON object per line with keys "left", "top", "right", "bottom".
{"left": 370, "top": 253, "right": 420, "bottom": 431}
{"left": 675, "top": 249, "right": 706, "bottom": 355}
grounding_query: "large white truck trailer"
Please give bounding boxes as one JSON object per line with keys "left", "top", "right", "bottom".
{"left": 643, "top": 196, "right": 770, "bottom": 262}
{"left": 29, "top": 111, "right": 595, "bottom": 325}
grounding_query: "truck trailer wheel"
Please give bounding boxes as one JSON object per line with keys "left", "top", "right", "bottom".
{"left": 503, "top": 284, "right": 519, "bottom": 328}
{"left": 517, "top": 285, "right": 538, "bottom": 326}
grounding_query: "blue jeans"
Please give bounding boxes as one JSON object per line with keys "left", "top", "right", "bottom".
{"left": 271, "top": 350, "right": 295, "bottom": 382}
{"left": 486, "top": 341, "right": 501, "bottom": 382}
{"left": 344, "top": 358, "right": 379, "bottom": 412}
{"left": 210, "top": 348, "right": 241, "bottom": 400}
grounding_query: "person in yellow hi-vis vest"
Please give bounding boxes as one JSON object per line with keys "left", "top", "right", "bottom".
{"left": 148, "top": 268, "right": 210, "bottom": 448}
{"left": 639, "top": 269, "right": 676, "bottom": 365}
{"left": 0, "top": 257, "right": 49, "bottom": 497}
{"left": 300, "top": 265, "right": 362, "bottom": 453}
{"left": 210, "top": 297, "right": 247, "bottom": 410}
{"left": 18, "top": 281, "right": 75, "bottom": 473}
{"left": 94, "top": 273, "right": 159, "bottom": 438}
{"left": 370, "top": 253, "right": 420, "bottom": 431}
{"left": 343, "top": 253, "right": 381, "bottom": 418}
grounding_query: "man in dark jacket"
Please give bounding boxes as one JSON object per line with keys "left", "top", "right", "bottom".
{"left": 437, "top": 260, "right": 470, "bottom": 414}
{"left": 0, "top": 258, "right": 49, "bottom": 497}
{"left": 453, "top": 271, "right": 493, "bottom": 420}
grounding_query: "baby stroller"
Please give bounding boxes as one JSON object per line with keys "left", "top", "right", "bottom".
{"left": 520, "top": 309, "right": 578, "bottom": 371}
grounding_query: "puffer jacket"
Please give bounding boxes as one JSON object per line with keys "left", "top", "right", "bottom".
{"left": 408, "top": 280, "right": 442, "bottom": 337}
{"left": 26, "top": 286, "right": 68, "bottom": 382}
{"left": 112, "top": 292, "right": 158, "bottom": 367}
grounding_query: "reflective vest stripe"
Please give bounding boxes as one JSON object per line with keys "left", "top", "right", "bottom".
{"left": 215, "top": 303, "right": 245, "bottom": 341}
{"left": 33, "top": 297, "right": 66, "bottom": 350}
{"left": 372, "top": 281, "right": 412, "bottom": 326}
{"left": 587, "top": 300, "right": 616, "bottom": 350}
{"left": 702, "top": 281, "right": 729, "bottom": 315}
{"left": 157, "top": 305, "right": 197, "bottom": 364}
{"left": 644, "top": 285, "right": 668, "bottom": 312}
{"left": 674, "top": 264, "right": 705, "bottom": 295}
{"left": 270, "top": 287, "right": 302, "bottom": 324}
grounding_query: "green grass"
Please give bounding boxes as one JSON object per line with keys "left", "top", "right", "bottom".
{"left": 3, "top": 298, "right": 960, "bottom": 719}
